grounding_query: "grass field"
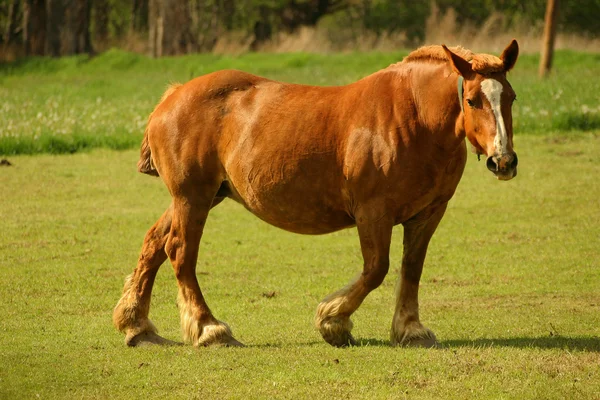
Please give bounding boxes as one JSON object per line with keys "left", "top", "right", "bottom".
{"left": 0, "top": 49, "right": 599, "bottom": 398}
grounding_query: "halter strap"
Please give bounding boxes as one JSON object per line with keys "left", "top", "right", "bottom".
{"left": 457, "top": 75, "right": 464, "bottom": 113}
{"left": 457, "top": 76, "right": 481, "bottom": 161}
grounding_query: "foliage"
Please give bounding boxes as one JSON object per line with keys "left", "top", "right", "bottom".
{"left": 1, "top": 0, "right": 600, "bottom": 57}
{"left": 434, "top": 0, "right": 600, "bottom": 35}
{"left": 1, "top": 49, "right": 600, "bottom": 155}
{"left": 359, "top": 0, "right": 430, "bottom": 43}
{"left": 1, "top": 134, "right": 599, "bottom": 398}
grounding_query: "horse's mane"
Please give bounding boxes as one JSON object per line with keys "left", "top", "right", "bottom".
{"left": 398, "top": 45, "right": 505, "bottom": 74}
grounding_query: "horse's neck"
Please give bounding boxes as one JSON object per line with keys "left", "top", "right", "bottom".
{"left": 405, "top": 63, "right": 465, "bottom": 149}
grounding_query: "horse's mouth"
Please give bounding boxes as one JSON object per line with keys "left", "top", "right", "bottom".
{"left": 494, "top": 167, "right": 517, "bottom": 181}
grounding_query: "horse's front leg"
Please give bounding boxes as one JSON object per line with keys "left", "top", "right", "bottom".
{"left": 391, "top": 203, "right": 448, "bottom": 348}
{"left": 315, "top": 206, "right": 393, "bottom": 347}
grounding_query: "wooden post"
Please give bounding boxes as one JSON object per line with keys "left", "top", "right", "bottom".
{"left": 539, "top": 0, "right": 559, "bottom": 78}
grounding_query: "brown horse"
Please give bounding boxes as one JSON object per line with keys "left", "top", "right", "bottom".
{"left": 113, "top": 40, "right": 519, "bottom": 348}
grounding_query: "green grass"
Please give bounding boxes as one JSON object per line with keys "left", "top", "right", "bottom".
{"left": 0, "top": 49, "right": 599, "bottom": 398}
{"left": 1, "top": 49, "right": 600, "bottom": 155}
{"left": 1, "top": 134, "right": 599, "bottom": 398}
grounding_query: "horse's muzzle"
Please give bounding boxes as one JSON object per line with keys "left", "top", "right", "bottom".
{"left": 486, "top": 152, "right": 518, "bottom": 181}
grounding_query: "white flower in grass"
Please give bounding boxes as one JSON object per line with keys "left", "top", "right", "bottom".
{"left": 580, "top": 104, "right": 596, "bottom": 114}
{"left": 552, "top": 89, "right": 563, "bottom": 100}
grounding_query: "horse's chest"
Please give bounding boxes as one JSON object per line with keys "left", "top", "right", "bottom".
{"left": 391, "top": 148, "right": 467, "bottom": 222}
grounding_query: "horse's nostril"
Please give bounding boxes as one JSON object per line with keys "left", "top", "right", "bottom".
{"left": 510, "top": 153, "right": 519, "bottom": 169}
{"left": 486, "top": 156, "right": 498, "bottom": 172}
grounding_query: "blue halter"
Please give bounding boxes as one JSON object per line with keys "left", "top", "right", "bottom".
{"left": 457, "top": 75, "right": 480, "bottom": 160}
{"left": 457, "top": 75, "right": 464, "bottom": 113}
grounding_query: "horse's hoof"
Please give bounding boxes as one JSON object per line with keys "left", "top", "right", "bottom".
{"left": 318, "top": 316, "right": 355, "bottom": 347}
{"left": 196, "top": 323, "right": 245, "bottom": 347}
{"left": 331, "top": 333, "right": 357, "bottom": 348}
{"left": 126, "top": 331, "right": 182, "bottom": 347}
{"left": 322, "top": 331, "right": 356, "bottom": 348}
{"left": 391, "top": 327, "right": 439, "bottom": 348}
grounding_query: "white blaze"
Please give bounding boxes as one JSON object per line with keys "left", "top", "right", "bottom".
{"left": 481, "top": 79, "right": 508, "bottom": 155}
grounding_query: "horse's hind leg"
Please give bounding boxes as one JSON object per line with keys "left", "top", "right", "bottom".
{"left": 390, "top": 203, "right": 447, "bottom": 348}
{"left": 315, "top": 207, "right": 394, "bottom": 347}
{"left": 167, "top": 185, "right": 243, "bottom": 347}
{"left": 113, "top": 205, "right": 175, "bottom": 346}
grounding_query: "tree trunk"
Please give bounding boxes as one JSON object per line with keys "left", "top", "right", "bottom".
{"left": 23, "top": 0, "right": 46, "bottom": 56}
{"left": 148, "top": 0, "right": 160, "bottom": 57}
{"left": 131, "top": 0, "right": 149, "bottom": 33}
{"left": 94, "top": 0, "right": 110, "bottom": 43}
{"left": 250, "top": 5, "right": 272, "bottom": 51}
{"left": 64, "top": 0, "right": 93, "bottom": 54}
{"left": 148, "top": 0, "right": 194, "bottom": 57}
{"left": 45, "top": 0, "right": 63, "bottom": 57}
{"left": 3, "top": 0, "right": 20, "bottom": 46}
{"left": 539, "top": 0, "right": 559, "bottom": 78}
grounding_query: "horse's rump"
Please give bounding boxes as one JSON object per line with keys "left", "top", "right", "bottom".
{"left": 138, "top": 83, "right": 184, "bottom": 176}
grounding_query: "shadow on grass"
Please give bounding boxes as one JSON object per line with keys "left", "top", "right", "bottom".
{"left": 442, "top": 336, "right": 600, "bottom": 352}
{"left": 344, "top": 336, "right": 600, "bottom": 351}
{"left": 355, "top": 338, "right": 391, "bottom": 347}
{"left": 248, "top": 339, "right": 391, "bottom": 348}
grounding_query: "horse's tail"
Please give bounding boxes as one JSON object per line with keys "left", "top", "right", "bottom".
{"left": 137, "top": 129, "right": 158, "bottom": 176}
{"left": 137, "top": 83, "right": 183, "bottom": 177}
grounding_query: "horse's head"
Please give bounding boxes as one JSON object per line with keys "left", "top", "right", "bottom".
{"left": 443, "top": 40, "right": 520, "bottom": 181}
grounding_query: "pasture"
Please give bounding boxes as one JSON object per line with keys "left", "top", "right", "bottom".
{"left": 0, "top": 50, "right": 599, "bottom": 398}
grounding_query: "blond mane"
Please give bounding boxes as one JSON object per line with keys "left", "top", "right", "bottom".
{"left": 400, "top": 45, "right": 505, "bottom": 74}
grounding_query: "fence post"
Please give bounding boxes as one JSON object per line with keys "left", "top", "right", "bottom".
{"left": 539, "top": 0, "right": 560, "bottom": 78}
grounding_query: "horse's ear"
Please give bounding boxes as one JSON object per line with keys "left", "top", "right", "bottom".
{"left": 500, "top": 39, "right": 519, "bottom": 71}
{"left": 442, "top": 45, "right": 473, "bottom": 78}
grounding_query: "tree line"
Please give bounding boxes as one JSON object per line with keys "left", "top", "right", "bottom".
{"left": 1, "top": 0, "right": 599, "bottom": 58}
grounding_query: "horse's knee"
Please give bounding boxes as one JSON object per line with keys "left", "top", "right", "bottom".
{"left": 164, "top": 230, "right": 181, "bottom": 259}
{"left": 362, "top": 257, "right": 389, "bottom": 290}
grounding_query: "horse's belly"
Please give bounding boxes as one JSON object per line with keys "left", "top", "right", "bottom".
{"left": 225, "top": 175, "right": 354, "bottom": 235}
{"left": 247, "top": 202, "right": 355, "bottom": 235}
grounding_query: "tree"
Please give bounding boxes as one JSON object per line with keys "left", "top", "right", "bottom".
{"left": 64, "top": 0, "right": 93, "bottom": 55}
{"left": 131, "top": 0, "right": 149, "bottom": 34}
{"left": 148, "top": 0, "right": 195, "bottom": 57}
{"left": 279, "top": 0, "right": 348, "bottom": 32}
{"left": 45, "top": 0, "right": 63, "bottom": 57}
{"left": 3, "top": 0, "right": 20, "bottom": 47}
{"left": 249, "top": 0, "right": 349, "bottom": 49}
{"left": 93, "top": 0, "right": 110, "bottom": 43}
{"left": 23, "top": 0, "right": 46, "bottom": 55}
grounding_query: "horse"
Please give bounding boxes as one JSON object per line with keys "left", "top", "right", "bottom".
{"left": 113, "top": 40, "right": 519, "bottom": 348}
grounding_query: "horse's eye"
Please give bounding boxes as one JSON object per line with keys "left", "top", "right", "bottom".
{"left": 467, "top": 99, "right": 475, "bottom": 108}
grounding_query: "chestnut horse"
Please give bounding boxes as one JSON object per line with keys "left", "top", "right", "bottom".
{"left": 114, "top": 41, "right": 519, "bottom": 348}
